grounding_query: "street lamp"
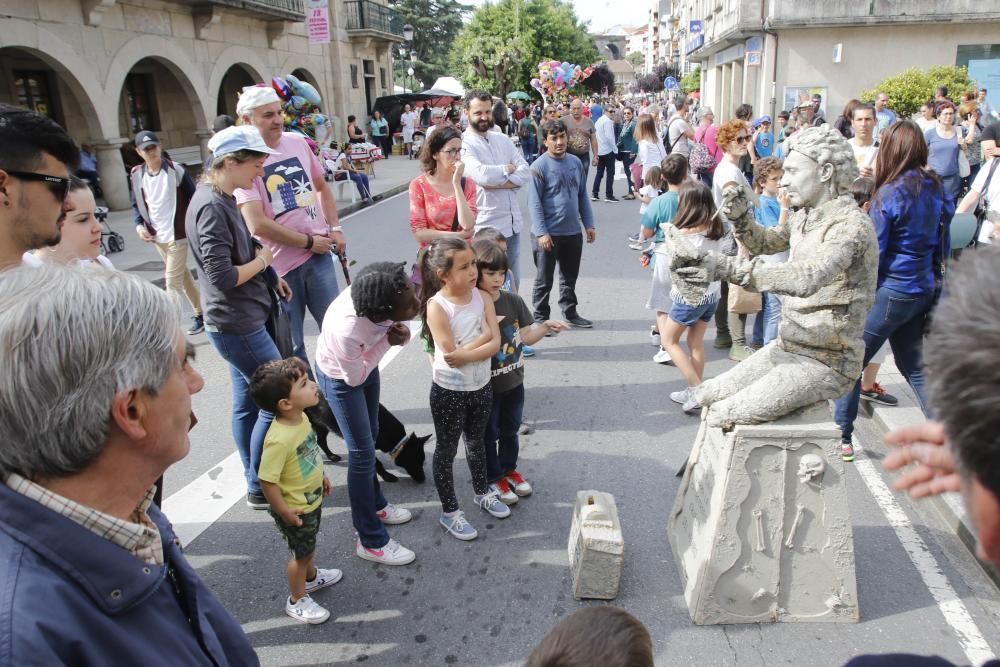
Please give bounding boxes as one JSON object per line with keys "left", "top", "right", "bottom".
{"left": 407, "top": 66, "right": 414, "bottom": 93}
{"left": 402, "top": 23, "right": 414, "bottom": 41}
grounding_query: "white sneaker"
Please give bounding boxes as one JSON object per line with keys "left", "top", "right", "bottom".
{"left": 376, "top": 503, "right": 412, "bottom": 525}
{"left": 649, "top": 326, "right": 661, "bottom": 347}
{"left": 505, "top": 470, "right": 533, "bottom": 497}
{"left": 474, "top": 489, "right": 511, "bottom": 518}
{"left": 670, "top": 387, "right": 692, "bottom": 405}
{"left": 683, "top": 390, "right": 702, "bottom": 414}
{"left": 355, "top": 538, "right": 416, "bottom": 565}
{"left": 304, "top": 567, "right": 343, "bottom": 594}
{"left": 653, "top": 347, "right": 673, "bottom": 364}
{"left": 285, "top": 594, "right": 330, "bottom": 624}
{"left": 491, "top": 480, "right": 519, "bottom": 505}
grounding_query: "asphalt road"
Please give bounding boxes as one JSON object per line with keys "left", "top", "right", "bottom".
{"left": 153, "top": 186, "right": 1000, "bottom": 666}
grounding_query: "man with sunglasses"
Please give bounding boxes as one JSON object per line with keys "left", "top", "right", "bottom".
{"left": 0, "top": 104, "right": 78, "bottom": 272}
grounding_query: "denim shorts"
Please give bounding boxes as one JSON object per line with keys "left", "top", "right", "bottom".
{"left": 669, "top": 299, "right": 717, "bottom": 327}
{"left": 270, "top": 505, "right": 322, "bottom": 560}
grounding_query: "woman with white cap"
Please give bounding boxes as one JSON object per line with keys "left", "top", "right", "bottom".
{"left": 185, "top": 125, "right": 292, "bottom": 510}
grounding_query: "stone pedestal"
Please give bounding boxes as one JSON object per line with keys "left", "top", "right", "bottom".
{"left": 668, "top": 402, "right": 859, "bottom": 625}
{"left": 568, "top": 490, "right": 624, "bottom": 600}
{"left": 94, "top": 138, "right": 131, "bottom": 211}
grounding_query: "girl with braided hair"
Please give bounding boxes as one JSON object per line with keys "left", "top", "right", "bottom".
{"left": 315, "top": 262, "right": 420, "bottom": 566}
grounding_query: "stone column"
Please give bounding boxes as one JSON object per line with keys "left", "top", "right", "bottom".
{"left": 196, "top": 130, "right": 213, "bottom": 163}
{"left": 94, "top": 138, "right": 131, "bottom": 211}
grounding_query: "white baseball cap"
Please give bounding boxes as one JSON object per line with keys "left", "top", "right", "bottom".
{"left": 207, "top": 125, "right": 280, "bottom": 158}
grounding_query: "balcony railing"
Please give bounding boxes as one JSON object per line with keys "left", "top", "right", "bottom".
{"left": 199, "top": 0, "right": 304, "bottom": 21}
{"left": 345, "top": 0, "right": 404, "bottom": 38}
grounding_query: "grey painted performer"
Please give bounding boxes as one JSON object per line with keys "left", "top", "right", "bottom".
{"left": 663, "top": 125, "right": 879, "bottom": 428}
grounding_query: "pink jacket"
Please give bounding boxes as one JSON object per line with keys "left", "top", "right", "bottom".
{"left": 315, "top": 287, "right": 394, "bottom": 386}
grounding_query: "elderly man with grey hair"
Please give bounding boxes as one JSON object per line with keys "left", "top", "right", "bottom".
{"left": 664, "top": 125, "right": 878, "bottom": 430}
{"left": 0, "top": 265, "right": 259, "bottom": 665}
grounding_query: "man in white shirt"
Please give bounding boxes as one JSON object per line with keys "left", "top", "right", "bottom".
{"left": 591, "top": 107, "right": 619, "bottom": 202}
{"left": 129, "top": 130, "right": 204, "bottom": 335}
{"left": 461, "top": 89, "right": 530, "bottom": 288}
{"left": 0, "top": 105, "right": 78, "bottom": 272}
{"left": 666, "top": 96, "right": 695, "bottom": 159}
{"left": 848, "top": 104, "right": 878, "bottom": 178}
{"left": 956, "top": 157, "right": 1000, "bottom": 244}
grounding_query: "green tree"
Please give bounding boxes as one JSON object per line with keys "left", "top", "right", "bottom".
{"left": 681, "top": 66, "right": 701, "bottom": 94}
{"left": 861, "top": 65, "right": 974, "bottom": 118}
{"left": 449, "top": 0, "right": 599, "bottom": 99}
{"left": 625, "top": 51, "right": 644, "bottom": 69}
{"left": 390, "top": 0, "right": 469, "bottom": 90}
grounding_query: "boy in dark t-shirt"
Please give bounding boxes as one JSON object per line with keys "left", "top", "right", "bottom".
{"left": 472, "top": 239, "right": 569, "bottom": 505}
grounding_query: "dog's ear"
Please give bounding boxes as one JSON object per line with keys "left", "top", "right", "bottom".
{"left": 413, "top": 433, "right": 433, "bottom": 447}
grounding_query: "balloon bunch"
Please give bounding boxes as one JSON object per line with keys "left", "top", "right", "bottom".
{"left": 530, "top": 60, "right": 595, "bottom": 99}
{"left": 270, "top": 74, "right": 334, "bottom": 147}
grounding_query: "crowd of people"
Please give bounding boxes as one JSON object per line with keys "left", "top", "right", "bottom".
{"left": 1, "top": 66, "right": 999, "bottom": 662}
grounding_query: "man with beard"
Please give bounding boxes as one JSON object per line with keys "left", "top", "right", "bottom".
{"left": 0, "top": 104, "right": 78, "bottom": 271}
{"left": 461, "top": 89, "right": 530, "bottom": 288}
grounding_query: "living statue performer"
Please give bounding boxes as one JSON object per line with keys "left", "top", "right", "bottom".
{"left": 664, "top": 125, "right": 879, "bottom": 428}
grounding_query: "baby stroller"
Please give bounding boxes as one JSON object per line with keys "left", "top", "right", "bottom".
{"left": 410, "top": 130, "right": 425, "bottom": 159}
{"left": 96, "top": 206, "right": 125, "bottom": 255}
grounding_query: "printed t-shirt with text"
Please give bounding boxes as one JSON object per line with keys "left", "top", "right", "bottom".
{"left": 234, "top": 132, "right": 331, "bottom": 277}
{"left": 258, "top": 416, "right": 325, "bottom": 513}
{"left": 491, "top": 290, "right": 534, "bottom": 394}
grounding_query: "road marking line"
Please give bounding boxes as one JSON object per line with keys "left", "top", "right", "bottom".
{"left": 340, "top": 190, "right": 408, "bottom": 221}
{"left": 163, "top": 320, "right": 421, "bottom": 547}
{"left": 853, "top": 441, "right": 996, "bottom": 664}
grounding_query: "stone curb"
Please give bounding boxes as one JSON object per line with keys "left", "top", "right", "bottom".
{"left": 866, "top": 373, "right": 1000, "bottom": 588}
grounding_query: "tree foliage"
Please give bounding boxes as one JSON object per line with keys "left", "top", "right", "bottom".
{"left": 681, "top": 66, "right": 701, "bottom": 94}
{"left": 449, "top": 0, "right": 599, "bottom": 99}
{"left": 390, "top": 0, "right": 469, "bottom": 90}
{"left": 861, "top": 65, "right": 974, "bottom": 118}
{"left": 581, "top": 63, "right": 615, "bottom": 95}
{"left": 625, "top": 51, "right": 644, "bottom": 68}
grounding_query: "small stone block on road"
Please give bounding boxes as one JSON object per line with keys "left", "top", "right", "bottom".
{"left": 568, "top": 490, "right": 624, "bottom": 600}
{"left": 668, "top": 402, "right": 859, "bottom": 625}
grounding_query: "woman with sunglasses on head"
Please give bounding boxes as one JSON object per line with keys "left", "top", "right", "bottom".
{"left": 408, "top": 126, "right": 477, "bottom": 249}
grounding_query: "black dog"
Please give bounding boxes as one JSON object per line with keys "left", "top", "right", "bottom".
{"left": 305, "top": 396, "right": 431, "bottom": 483}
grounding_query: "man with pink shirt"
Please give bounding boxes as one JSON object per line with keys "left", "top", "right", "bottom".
{"left": 234, "top": 85, "right": 347, "bottom": 367}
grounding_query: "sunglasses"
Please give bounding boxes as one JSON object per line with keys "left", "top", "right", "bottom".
{"left": 735, "top": 136, "right": 749, "bottom": 144}
{"left": 4, "top": 170, "right": 70, "bottom": 201}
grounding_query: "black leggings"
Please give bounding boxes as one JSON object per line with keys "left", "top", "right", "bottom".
{"left": 430, "top": 382, "right": 493, "bottom": 513}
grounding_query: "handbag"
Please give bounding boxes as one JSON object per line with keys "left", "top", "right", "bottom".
{"left": 688, "top": 140, "right": 715, "bottom": 175}
{"left": 262, "top": 265, "right": 294, "bottom": 358}
{"left": 728, "top": 284, "right": 762, "bottom": 314}
{"left": 958, "top": 147, "right": 971, "bottom": 179}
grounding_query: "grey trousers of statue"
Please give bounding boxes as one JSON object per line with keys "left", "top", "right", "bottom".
{"left": 695, "top": 343, "right": 853, "bottom": 428}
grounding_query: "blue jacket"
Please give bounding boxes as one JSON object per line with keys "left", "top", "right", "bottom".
{"left": 870, "top": 169, "right": 954, "bottom": 296}
{"left": 0, "top": 482, "right": 259, "bottom": 667}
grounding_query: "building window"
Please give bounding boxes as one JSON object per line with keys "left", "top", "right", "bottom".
{"left": 13, "top": 71, "right": 55, "bottom": 118}
{"left": 380, "top": 67, "right": 387, "bottom": 88}
{"left": 124, "top": 73, "right": 159, "bottom": 134}
{"left": 351, "top": 64, "right": 359, "bottom": 88}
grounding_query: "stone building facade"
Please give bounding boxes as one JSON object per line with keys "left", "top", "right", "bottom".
{"left": 1, "top": 0, "right": 403, "bottom": 209}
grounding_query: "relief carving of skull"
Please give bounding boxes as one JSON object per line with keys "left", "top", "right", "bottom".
{"left": 797, "top": 453, "right": 825, "bottom": 483}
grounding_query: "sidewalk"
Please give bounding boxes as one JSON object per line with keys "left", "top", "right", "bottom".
{"left": 861, "top": 354, "right": 995, "bottom": 584}
{"left": 102, "top": 157, "right": 421, "bottom": 287}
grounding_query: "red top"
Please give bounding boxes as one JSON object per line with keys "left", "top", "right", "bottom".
{"left": 408, "top": 173, "right": 478, "bottom": 248}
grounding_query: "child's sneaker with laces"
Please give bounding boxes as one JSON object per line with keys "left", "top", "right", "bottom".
{"left": 440, "top": 510, "right": 478, "bottom": 540}
{"left": 474, "top": 489, "right": 511, "bottom": 518}
{"left": 841, "top": 441, "right": 855, "bottom": 462}
{"left": 505, "top": 470, "right": 533, "bottom": 497}
{"left": 376, "top": 503, "right": 412, "bottom": 525}
{"left": 304, "top": 567, "right": 343, "bottom": 594}
{"left": 492, "top": 478, "right": 519, "bottom": 504}
{"left": 355, "top": 538, "right": 416, "bottom": 565}
{"left": 285, "top": 594, "right": 330, "bottom": 624}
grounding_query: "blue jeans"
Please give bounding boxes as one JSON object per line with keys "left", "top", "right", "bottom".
{"left": 834, "top": 285, "right": 934, "bottom": 442}
{"left": 348, "top": 172, "right": 371, "bottom": 199}
{"left": 751, "top": 292, "right": 782, "bottom": 346}
{"left": 521, "top": 135, "right": 536, "bottom": 163}
{"left": 205, "top": 326, "right": 280, "bottom": 495}
{"left": 484, "top": 383, "right": 525, "bottom": 482}
{"left": 505, "top": 230, "right": 522, "bottom": 292}
{"left": 317, "top": 368, "right": 390, "bottom": 549}
{"left": 283, "top": 253, "right": 340, "bottom": 367}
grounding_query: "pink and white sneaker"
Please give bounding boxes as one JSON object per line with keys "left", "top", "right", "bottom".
{"left": 376, "top": 503, "right": 413, "bottom": 525}
{"left": 355, "top": 538, "right": 415, "bottom": 565}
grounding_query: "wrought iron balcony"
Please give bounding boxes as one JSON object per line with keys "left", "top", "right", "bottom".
{"left": 195, "top": 0, "right": 304, "bottom": 21}
{"left": 345, "top": 0, "right": 405, "bottom": 41}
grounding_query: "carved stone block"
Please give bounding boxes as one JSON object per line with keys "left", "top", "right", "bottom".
{"left": 668, "top": 402, "right": 859, "bottom": 624}
{"left": 568, "top": 490, "right": 624, "bottom": 600}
